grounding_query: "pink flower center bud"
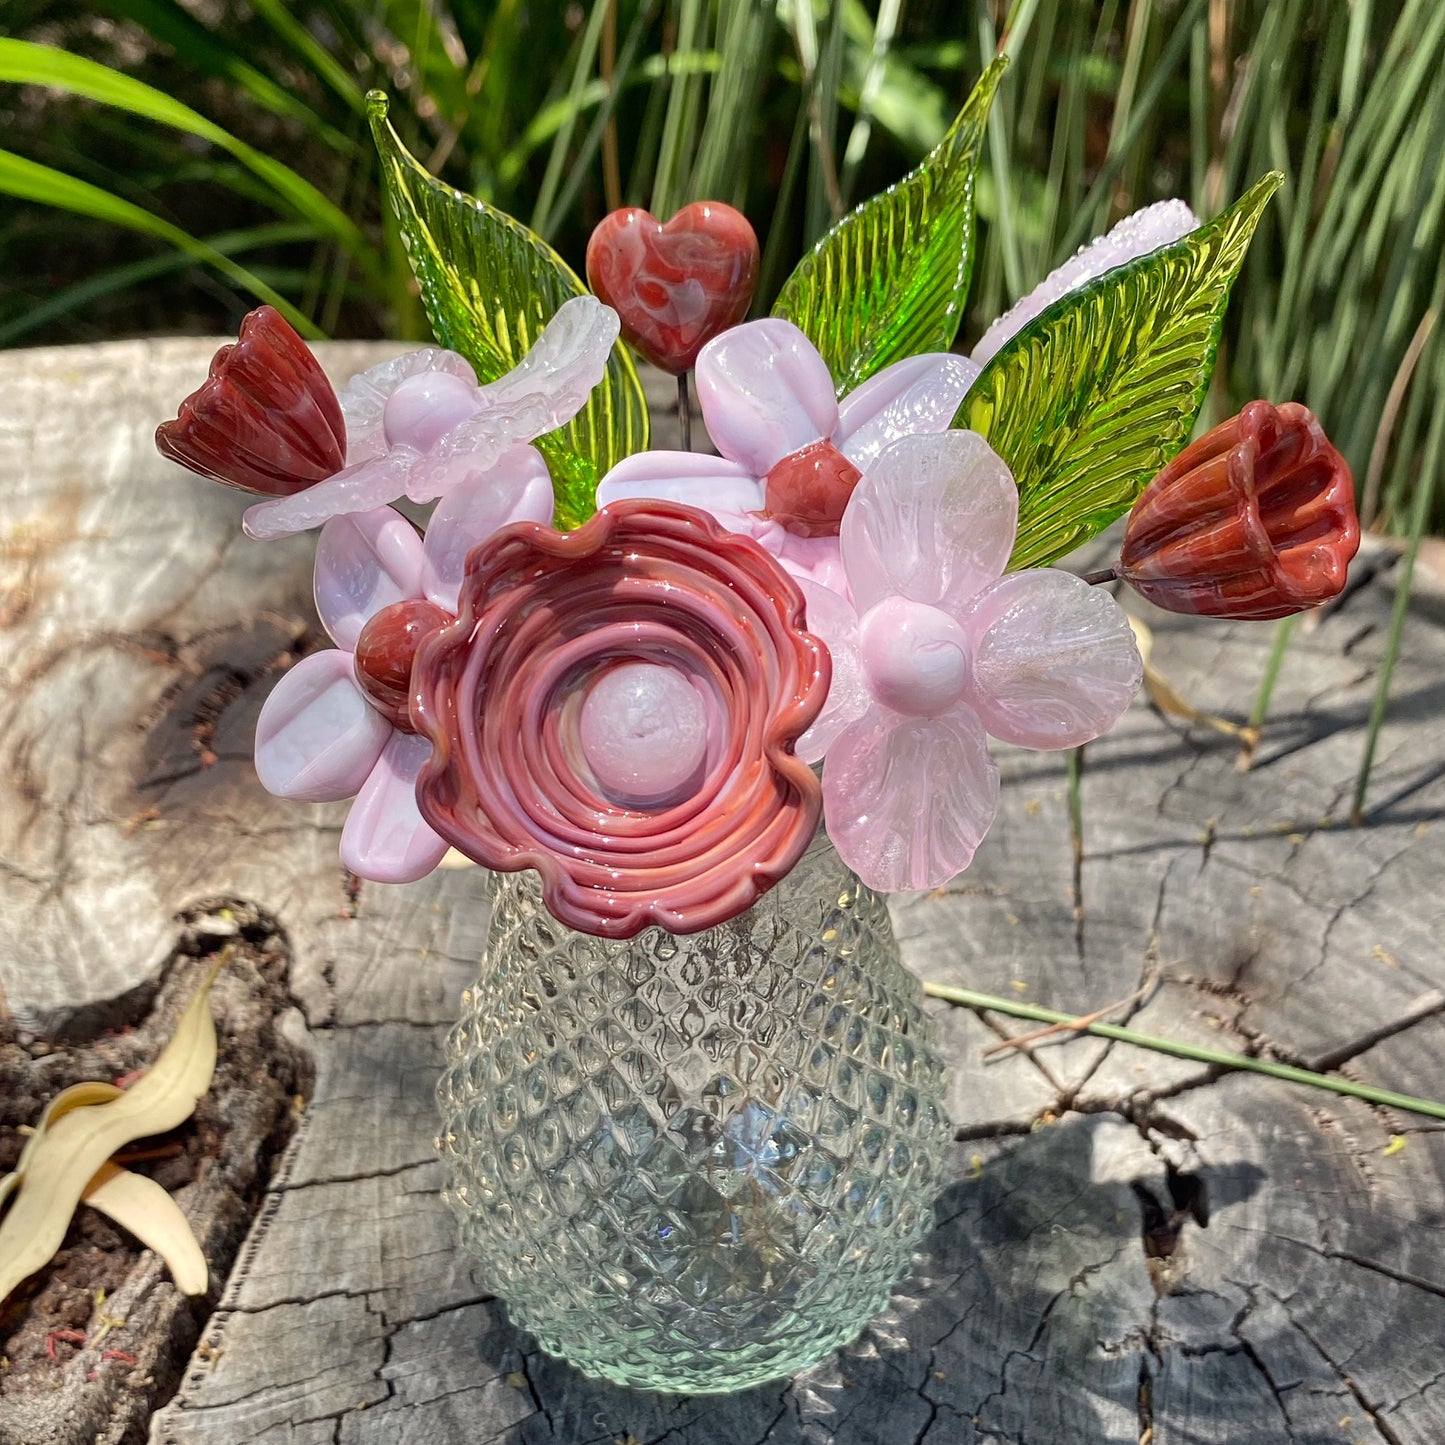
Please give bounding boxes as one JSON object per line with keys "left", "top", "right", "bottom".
{"left": 859, "top": 597, "right": 970, "bottom": 717}
{"left": 354, "top": 598, "right": 454, "bottom": 730}
{"left": 382, "top": 371, "right": 480, "bottom": 453}
{"left": 762, "top": 438, "right": 863, "bottom": 538}
{"left": 578, "top": 661, "right": 710, "bottom": 807}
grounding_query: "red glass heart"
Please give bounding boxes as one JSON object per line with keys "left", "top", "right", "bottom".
{"left": 586, "top": 202, "right": 759, "bottom": 374}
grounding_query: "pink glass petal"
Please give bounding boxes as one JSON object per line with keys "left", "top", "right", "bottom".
{"left": 735, "top": 518, "right": 848, "bottom": 595}
{"left": 835, "top": 352, "right": 982, "bottom": 471}
{"left": 422, "top": 445, "right": 555, "bottom": 611}
{"left": 695, "top": 318, "right": 839, "bottom": 475}
{"left": 595, "top": 451, "right": 764, "bottom": 515}
{"left": 840, "top": 431, "right": 1018, "bottom": 618}
{"left": 794, "top": 579, "right": 868, "bottom": 764}
{"left": 254, "top": 650, "right": 392, "bottom": 803}
{"left": 823, "top": 701, "right": 1000, "bottom": 892}
{"left": 314, "top": 506, "right": 426, "bottom": 651}
{"left": 404, "top": 297, "right": 620, "bottom": 504}
{"left": 243, "top": 451, "right": 415, "bottom": 540}
{"left": 338, "top": 348, "right": 478, "bottom": 465}
{"left": 961, "top": 569, "right": 1142, "bottom": 749}
{"left": 973, "top": 199, "right": 1199, "bottom": 365}
{"left": 339, "top": 730, "right": 449, "bottom": 883}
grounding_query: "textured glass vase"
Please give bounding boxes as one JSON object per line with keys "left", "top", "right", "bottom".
{"left": 436, "top": 831, "right": 953, "bottom": 1392}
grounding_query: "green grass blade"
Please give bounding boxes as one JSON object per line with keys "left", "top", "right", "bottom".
{"left": 1055, "top": 0, "right": 1208, "bottom": 260}
{"left": 0, "top": 148, "right": 321, "bottom": 335}
{"left": 547, "top": 0, "right": 669, "bottom": 230}
{"left": 692, "top": 0, "right": 777, "bottom": 207}
{"left": 1351, "top": 314, "right": 1445, "bottom": 824}
{"left": 0, "top": 40, "right": 377, "bottom": 279}
{"left": 922, "top": 982, "right": 1445, "bottom": 1122}
{"left": 244, "top": 0, "right": 367, "bottom": 114}
{"left": 652, "top": 0, "right": 709, "bottom": 218}
{"left": 976, "top": 1, "right": 1023, "bottom": 300}
{"left": 839, "top": 0, "right": 902, "bottom": 205}
{"left": 91, "top": 0, "right": 355, "bottom": 154}
{"left": 531, "top": 0, "right": 612, "bottom": 239}
{"left": 0, "top": 221, "right": 314, "bottom": 346}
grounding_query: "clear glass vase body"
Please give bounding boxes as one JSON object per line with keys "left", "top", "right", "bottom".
{"left": 436, "top": 832, "right": 953, "bottom": 1392}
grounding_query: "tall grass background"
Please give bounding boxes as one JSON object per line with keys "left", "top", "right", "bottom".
{"left": 4, "top": 0, "right": 1440, "bottom": 533}
{"left": 2, "top": 0, "right": 1441, "bottom": 796}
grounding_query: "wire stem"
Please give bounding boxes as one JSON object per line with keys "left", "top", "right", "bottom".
{"left": 678, "top": 371, "right": 692, "bottom": 451}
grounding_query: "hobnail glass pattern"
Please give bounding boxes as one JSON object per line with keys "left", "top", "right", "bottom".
{"left": 436, "top": 831, "right": 953, "bottom": 1392}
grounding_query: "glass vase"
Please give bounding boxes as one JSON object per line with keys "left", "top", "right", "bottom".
{"left": 435, "top": 830, "right": 953, "bottom": 1393}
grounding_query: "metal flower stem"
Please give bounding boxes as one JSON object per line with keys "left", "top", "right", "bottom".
{"left": 923, "top": 981, "right": 1445, "bottom": 1122}
{"left": 678, "top": 371, "right": 692, "bottom": 451}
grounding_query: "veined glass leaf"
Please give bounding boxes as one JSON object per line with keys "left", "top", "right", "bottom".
{"left": 960, "top": 173, "right": 1283, "bottom": 570}
{"left": 772, "top": 56, "right": 1007, "bottom": 396}
{"left": 367, "top": 91, "right": 648, "bottom": 527}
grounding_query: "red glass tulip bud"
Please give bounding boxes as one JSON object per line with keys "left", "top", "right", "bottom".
{"left": 156, "top": 306, "right": 346, "bottom": 496}
{"left": 354, "top": 598, "right": 454, "bottom": 730}
{"left": 1117, "top": 401, "right": 1360, "bottom": 621}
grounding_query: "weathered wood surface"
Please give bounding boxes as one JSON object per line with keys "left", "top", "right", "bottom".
{"left": 1, "top": 338, "right": 1442, "bottom": 1445}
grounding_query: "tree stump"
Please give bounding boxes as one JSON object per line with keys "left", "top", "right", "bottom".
{"left": 0, "top": 339, "right": 1441, "bottom": 1445}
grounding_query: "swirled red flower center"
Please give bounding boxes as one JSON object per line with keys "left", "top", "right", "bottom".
{"left": 410, "top": 499, "right": 830, "bottom": 937}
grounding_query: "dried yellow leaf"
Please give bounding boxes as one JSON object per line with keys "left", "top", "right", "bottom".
{"left": 0, "top": 957, "right": 223, "bottom": 1303}
{"left": 83, "top": 1161, "right": 208, "bottom": 1296}
{"left": 8, "top": 1080, "right": 124, "bottom": 1184}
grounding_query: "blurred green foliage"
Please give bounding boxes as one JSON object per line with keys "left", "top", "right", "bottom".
{"left": 1, "top": 0, "right": 1441, "bottom": 533}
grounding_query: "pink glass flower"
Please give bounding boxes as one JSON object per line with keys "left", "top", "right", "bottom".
{"left": 595, "top": 319, "right": 982, "bottom": 592}
{"left": 251, "top": 446, "right": 554, "bottom": 882}
{"left": 242, "top": 296, "right": 619, "bottom": 539}
{"left": 799, "top": 432, "right": 1143, "bottom": 893}
{"left": 410, "top": 499, "right": 830, "bottom": 938}
{"left": 155, "top": 306, "right": 347, "bottom": 495}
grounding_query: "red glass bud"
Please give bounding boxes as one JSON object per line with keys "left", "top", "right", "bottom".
{"left": 354, "top": 598, "right": 454, "bottom": 730}
{"left": 1118, "top": 401, "right": 1360, "bottom": 621}
{"left": 156, "top": 306, "right": 346, "bottom": 496}
{"left": 762, "top": 438, "right": 863, "bottom": 538}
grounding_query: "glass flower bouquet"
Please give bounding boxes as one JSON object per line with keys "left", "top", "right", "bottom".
{"left": 155, "top": 64, "right": 1359, "bottom": 1393}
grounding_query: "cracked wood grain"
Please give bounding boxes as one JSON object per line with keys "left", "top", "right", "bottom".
{"left": 1, "top": 340, "right": 1442, "bottom": 1444}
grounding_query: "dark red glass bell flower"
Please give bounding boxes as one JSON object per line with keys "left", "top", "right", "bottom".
{"left": 1117, "top": 400, "right": 1360, "bottom": 621}
{"left": 155, "top": 306, "right": 347, "bottom": 496}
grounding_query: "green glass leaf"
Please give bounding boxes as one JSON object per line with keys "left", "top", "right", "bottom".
{"left": 960, "top": 172, "right": 1283, "bottom": 570}
{"left": 772, "top": 56, "right": 1007, "bottom": 396}
{"left": 367, "top": 91, "right": 648, "bottom": 527}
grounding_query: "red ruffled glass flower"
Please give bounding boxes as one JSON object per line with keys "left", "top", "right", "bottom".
{"left": 1118, "top": 400, "right": 1360, "bottom": 621}
{"left": 155, "top": 305, "right": 346, "bottom": 496}
{"left": 411, "top": 499, "right": 830, "bottom": 938}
